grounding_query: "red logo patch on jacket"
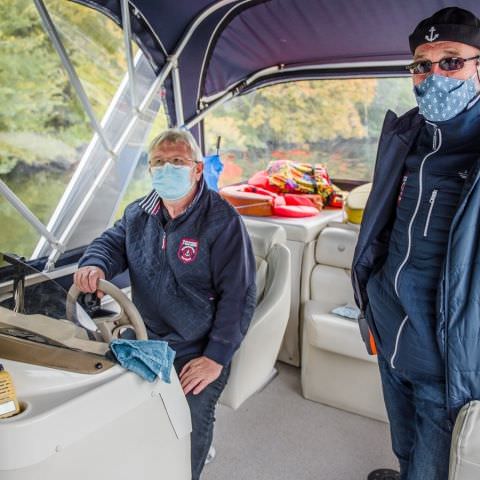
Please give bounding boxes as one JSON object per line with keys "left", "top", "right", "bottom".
{"left": 177, "top": 238, "right": 199, "bottom": 264}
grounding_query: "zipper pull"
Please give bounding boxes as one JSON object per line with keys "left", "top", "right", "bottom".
{"left": 162, "top": 232, "right": 167, "bottom": 250}
{"left": 433, "top": 127, "right": 438, "bottom": 150}
{"left": 423, "top": 189, "right": 438, "bottom": 238}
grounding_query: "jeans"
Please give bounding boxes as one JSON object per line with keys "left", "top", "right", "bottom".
{"left": 378, "top": 356, "right": 452, "bottom": 480}
{"left": 174, "top": 355, "right": 230, "bottom": 480}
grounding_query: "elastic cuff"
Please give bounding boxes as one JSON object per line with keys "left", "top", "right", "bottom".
{"left": 203, "top": 339, "right": 235, "bottom": 366}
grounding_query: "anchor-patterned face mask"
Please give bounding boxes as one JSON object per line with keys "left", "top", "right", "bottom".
{"left": 414, "top": 73, "right": 478, "bottom": 122}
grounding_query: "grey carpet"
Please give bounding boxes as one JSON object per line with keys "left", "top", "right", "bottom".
{"left": 204, "top": 362, "right": 398, "bottom": 480}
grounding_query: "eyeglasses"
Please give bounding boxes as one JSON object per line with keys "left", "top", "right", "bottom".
{"left": 150, "top": 156, "right": 197, "bottom": 168}
{"left": 406, "top": 55, "right": 480, "bottom": 75}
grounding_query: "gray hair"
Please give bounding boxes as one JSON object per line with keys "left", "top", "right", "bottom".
{"left": 148, "top": 129, "right": 203, "bottom": 163}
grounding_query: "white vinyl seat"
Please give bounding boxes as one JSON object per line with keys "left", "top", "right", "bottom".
{"left": 449, "top": 401, "right": 480, "bottom": 480}
{"left": 301, "top": 224, "right": 387, "bottom": 421}
{"left": 220, "top": 219, "right": 291, "bottom": 409}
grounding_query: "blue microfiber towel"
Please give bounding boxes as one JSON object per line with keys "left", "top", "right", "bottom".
{"left": 109, "top": 339, "right": 176, "bottom": 383}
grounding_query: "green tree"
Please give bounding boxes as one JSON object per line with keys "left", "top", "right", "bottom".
{"left": 0, "top": 0, "right": 129, "bottom": 174}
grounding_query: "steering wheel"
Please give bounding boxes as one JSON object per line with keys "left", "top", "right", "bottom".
{"left": 66, "top": 279, "right": 148, "bottom": 342}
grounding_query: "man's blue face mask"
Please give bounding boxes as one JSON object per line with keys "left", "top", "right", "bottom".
{"left": 414, "top": 73, "right": 478, "bottom": 122}
{"left": 151, "top": 163, "right": 195, "bottom": 201}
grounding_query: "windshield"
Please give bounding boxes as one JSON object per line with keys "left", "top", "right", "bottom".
{"left": 0, "top": 253, "right": 113, "bottom": 373}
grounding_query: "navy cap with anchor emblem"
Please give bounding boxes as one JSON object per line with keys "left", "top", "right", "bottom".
{"left": 409, "top": 7, "right": 480, "bottom": 53}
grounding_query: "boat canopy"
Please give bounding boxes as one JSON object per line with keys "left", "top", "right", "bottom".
{"left": 3, "top": 0, "right": 480, "bottom": 268}
{"left": 75, "top": 0, "right": 480, "bottom": 132}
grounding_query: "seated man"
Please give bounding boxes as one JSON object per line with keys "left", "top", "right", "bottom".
{"left": 74, "top": 129, "right": 256, "bottom": 480}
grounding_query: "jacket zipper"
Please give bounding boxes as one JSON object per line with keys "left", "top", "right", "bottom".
{"left": 391, "top": 315, "right": 408, "bottom": 368}
{"left": 162, "top": 232, "right": 167, "bottom": 250}
{"left": 423, "top": 189, "right": 438, "bottom": 237}
{"left": 398, "top": 175, "right": 408, "bottom": 204}
{"left": 394, "top": 124, "right": 442, "bottom": 296}
{"left": 390, "top": 123, "right": 442, "bottom": 368}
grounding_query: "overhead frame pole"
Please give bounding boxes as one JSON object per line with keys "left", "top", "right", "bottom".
{"left": 43, "top": 72, "right": 169, "bottom": 270}
{"left": 185, "top": 65, "right": 281, "bottom": 129}
{"left": 172, "top": 63, "right": 185, "bottom": 126}
{"left": 121, "top": 0, "right": 138, "bottom": 111}
{"left": 187, "top": 59, "right": 410, "bottom": 129}
{"left": 0, "top": 179, "right": 62, "bottom": 250}
{"left": 184, "top": 91, "right": 235, "bottom": 130}
{"left": 31, "top": 51, "right": 144, "bottom": 261}
{"left": 33, "top": 0, "right": 114, "bottom": 155}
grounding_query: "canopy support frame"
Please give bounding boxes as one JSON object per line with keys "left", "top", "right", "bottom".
{"left": 121, "top": 0, "right": 139, "bottom": 111}
{"left": 0, "top": 180, "right": 63, "bottom": 253}
{"left": 43, "top": 73, "right": 167, "bottom": 271}
{"left": 187, "top": 61, "right": 410, "bottom": 130}
{"left": 172, "top": 62, "right": 185, "bottom": 126}
{"left": 33, "top": 0, "right": 115, "bottom": 157}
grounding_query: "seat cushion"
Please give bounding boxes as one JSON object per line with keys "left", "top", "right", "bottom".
{"left": 315, "top": 226, "right": 358, "bottom": 269}
{"left": 304, "top": 300, "right": 376, "bottom": 363}
{"left": 243, "top": 218, "right": 287, "bottom": 258}
{"left": 310, "top": 264, "right": 354, "bottom": 313}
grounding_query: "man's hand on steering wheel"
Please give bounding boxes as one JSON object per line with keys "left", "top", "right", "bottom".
{"left": 74, "top": 266, "right": 106, "bottom": 299}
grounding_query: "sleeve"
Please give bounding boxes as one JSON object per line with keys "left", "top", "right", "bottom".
{"left": 203, "top": 215, "right": 257, "bottom": 365}
{"left": 78, "top": 214, "right": 128, "bottom": 280}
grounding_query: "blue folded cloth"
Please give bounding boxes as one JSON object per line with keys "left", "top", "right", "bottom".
{"left": 110, "top": 339, "right": 176, "bottom": 383}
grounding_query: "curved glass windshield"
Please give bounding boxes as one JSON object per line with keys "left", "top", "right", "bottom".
{"left": 0, "top": 253, "right": 113, "bottom": 372}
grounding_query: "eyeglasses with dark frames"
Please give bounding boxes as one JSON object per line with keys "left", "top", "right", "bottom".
{"left": 406, "top": 55, "right": 480, "bottom": 75}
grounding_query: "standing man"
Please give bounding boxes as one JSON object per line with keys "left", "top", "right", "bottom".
{"left": 74, "top": 129, "right": 257, "bottom": 480}
{"left": 352, "top": 7, "right": 480, "bottom": 480}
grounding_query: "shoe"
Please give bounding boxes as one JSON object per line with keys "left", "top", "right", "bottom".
{"left": 367, "top": 469, "right": 400, "bottom": 480}
{"left": 205, "top": 445, "right": 216, "bottom": 465}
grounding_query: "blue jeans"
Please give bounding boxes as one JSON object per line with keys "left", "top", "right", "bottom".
{"left": 378, "top": 356, "right": 452, "bottom": 480}
{"left": 174, "top": 355, "right": 230, "bottom": 480}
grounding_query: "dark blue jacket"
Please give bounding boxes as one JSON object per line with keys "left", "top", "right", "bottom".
{"left": 352, "top": 107, "right": 480, "bottom": 419}
{"left": 79, "top": 180, "right": 257, "bottom": 365}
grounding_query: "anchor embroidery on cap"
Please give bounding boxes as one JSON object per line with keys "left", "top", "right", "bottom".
{"left": 425, "top": 26, "right": 439, "bottom": 42}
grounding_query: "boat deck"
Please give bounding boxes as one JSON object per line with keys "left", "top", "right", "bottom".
{"left": 205, "top": 362, "right": 397, "bottom": 480}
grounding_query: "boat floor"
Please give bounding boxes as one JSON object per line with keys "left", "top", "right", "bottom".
{"left": 204, "top": 362, "right": 398, "bottom": 480}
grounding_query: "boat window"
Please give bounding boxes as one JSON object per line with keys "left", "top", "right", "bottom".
{"left": 113, "top": 112, "right": 169, "bottom": 220}
{"left": 204, "top": 78, "right": 415, "bottom": 186}
{"left": 0, "top": 253, "right": 114, "bottom": 373}
{"left": 0, "top": 0, "right": 141, "bottom": 258}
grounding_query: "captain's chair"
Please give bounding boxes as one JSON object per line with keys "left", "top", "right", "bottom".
{"left": 220, "top": 219, "right": 291, "bottom": 410}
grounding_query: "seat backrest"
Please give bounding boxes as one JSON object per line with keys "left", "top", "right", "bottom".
{"left": 310, "top": 225, "right": 358, "bottom": 313}
{"left": 244, "top": 219, "right": 288, "bottom": 304}
{"left": 220, "top": 218, "right": 290, "bottom": 409}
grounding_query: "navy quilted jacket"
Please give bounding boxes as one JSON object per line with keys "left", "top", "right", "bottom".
{"left": 352, "top": 106, "right": 480, "bottom": 420}
{"left": 79, "top": 180, "right": 257, "bottom": 365}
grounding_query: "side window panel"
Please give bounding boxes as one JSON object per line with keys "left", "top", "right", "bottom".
{"left": 204, "top": 78, "right": 415, "bottom": 186}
